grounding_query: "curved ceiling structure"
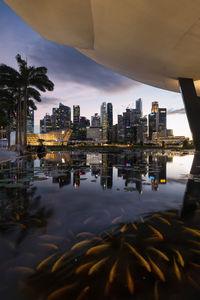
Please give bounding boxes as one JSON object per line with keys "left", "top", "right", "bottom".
{"left": 4, "top": 0, "right": 200, "bottom": 93}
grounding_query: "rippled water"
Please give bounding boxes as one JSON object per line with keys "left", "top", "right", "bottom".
{"left": 0, "top": 150, "right": 200, "bottom": 300}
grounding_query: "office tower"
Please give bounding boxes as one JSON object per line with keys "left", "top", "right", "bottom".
{"left": 51, "top": 107, "right": 59, "bottom": 130}
{"left": 117, "top": 115, "right": 125, "bottom": 142}
{"left": 139, "top": 116, "right": 148, "bottom": 142}
{"left": 91, "top": 113, "right": 101, "bottom": 127}
{"left": 148, "top": 113, "right": 157, "bottom": 140}
{"left": 151, "top": 101, "right": 159, "bottom": 113}
{"left": 58, "top": 103, "right": 71, "bottom": 129}
{"left": 101, "top": 102, "right": 108, "bottom": 142}
{"left": 73, "top": 105, "right": 80, "bottom": 139}
{"left": 136, "top": 98, "right": 142, "bottom": 116}
{"left": 123, "top": 109, "right": 134, "bottom": 143}
{"left": 157, "top": 108, "right": 167, "bottom": 137}
{"left": 27, "top": 109, "right": 34, "bottom": 133}
{"left": 40, "top": 119, "right": 45, "bottom": 133}
{"left": 73, "top": 105, "right": 80, "bottom": 124}
{"left": 40, "top": 114, "right": 52, "bottom": 133}
{"left": 107, "top": 103, "right": 113, "bottom": 128}
{"left": 51, "top": 103, "right": 71, "bottom": 131}
{"left": 79, "top": 116, "right": 90, "bottom": 140}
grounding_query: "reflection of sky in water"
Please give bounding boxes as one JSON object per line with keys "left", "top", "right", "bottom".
{"left": 0, "top": 150, "right": 198, "bottom": 299}
{"left": 33, "top": 152, "right": 194, "bottom": 236}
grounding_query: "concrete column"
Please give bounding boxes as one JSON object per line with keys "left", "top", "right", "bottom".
{"left": 179, "top": 78, "right": 200, "bottom": 150}
{"left": 181, "top": 153, "right": 200, "bottom": 218}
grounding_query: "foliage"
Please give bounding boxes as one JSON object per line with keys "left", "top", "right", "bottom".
{"left": 0, "top": 54, "right": 54, "bottom": 148}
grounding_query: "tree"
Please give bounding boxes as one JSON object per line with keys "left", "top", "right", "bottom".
{"left": 0, "top": 54, "right": 54, "bottom": 148}
{"left": 0, "top": 89, "right": 16, "bottom": 149}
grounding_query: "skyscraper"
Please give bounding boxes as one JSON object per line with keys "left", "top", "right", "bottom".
{"left": 51, "top": 103, "right": 71, "bottom": 131}
{"left": 73, "top": 105, "right": 80, "bottom": 124}
{"left": 40, "top": 114, "right": 52, "bottom": 133}
{"left": 151, "top": 101, "right": 159, "bottom": 113}
{"left": 58, "top": 103, "right": 71, "bottom": 129}
{"left": 27, "top": 109, "right": 34, "bottom": 133}
{"left": 101, "top": 102, "right": 108, "bottom": 142}
{"left": 73, "top": 105, "right": 80, "bottom": 139}
{"left": 157, "top": 108, "right": 167, "bottom": 137}
{"left": 117, "top": 115, "right": 125, "bottom": 142}
{"left": 148, "top": 113, "right": 157, "bottom": 140}
{"left": 107, "top": 103, "right": 113, "bottom": 128}
{"left": 136, "top": 98, "right": 142, "bottom": 116}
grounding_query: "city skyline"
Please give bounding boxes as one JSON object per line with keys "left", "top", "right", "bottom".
{"left": 0, "top": 0, "right": 191, "bottom": 138}
{"left": 37, "top": 99, "right": 186, "bottom": 146}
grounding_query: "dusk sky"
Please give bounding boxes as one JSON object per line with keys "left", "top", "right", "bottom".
{"left": 0, "top": 0, "right": 190, "bottom": 137}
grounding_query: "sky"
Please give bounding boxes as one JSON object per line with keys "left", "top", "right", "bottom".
{"left": 0, "top": 0, "right": 191, "bottom": 137}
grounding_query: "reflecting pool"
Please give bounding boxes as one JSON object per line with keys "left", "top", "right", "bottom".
{"left": 0, "top": 150, "right": 200, "bottom": 299}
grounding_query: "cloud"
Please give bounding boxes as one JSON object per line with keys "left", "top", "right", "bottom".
{"left": 28, "top": 39, "right": 139, "bottom": 93}
{"left": 168, "top": 108, "right": 185, "bottom": 115}
{"left": 39, "top": 96, "right": 61, "bottom": 106}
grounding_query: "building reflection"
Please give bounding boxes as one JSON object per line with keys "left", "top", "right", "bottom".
{"left": 148, "top": 153, "right": 168, "bottom": 191}
{"left": 117, "top": 151, "right": 147, "bottom": 194}
{"left": 38, "top": 151, "right": 173, "bottom": 191}
{"left": 100, "top": 154, "right": 113, "bottom": 190}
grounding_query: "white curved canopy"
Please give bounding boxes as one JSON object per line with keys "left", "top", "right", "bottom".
{"left": 4, "top": 0, "right": 200, "bottom": 93}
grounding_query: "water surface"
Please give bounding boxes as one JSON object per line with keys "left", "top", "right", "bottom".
{"left": 0, "top": 150, "right": 200, "bottom": 300}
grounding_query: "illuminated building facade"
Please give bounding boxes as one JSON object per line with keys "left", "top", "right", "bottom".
{"left": 157, "top": 108, "right": 167, "bottom": 137}
{"left": 101, "top": 102, "right": 108, "bottom": 142}
{"left": 27, "top": 109, "right": 34, "bottom": 133}
{"left": 73, "top": 105, "right": 80, "bottom": 140}
{"left": 148, "top": 113, "right": 157, "bottom": 140}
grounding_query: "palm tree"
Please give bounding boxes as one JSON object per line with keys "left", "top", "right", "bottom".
{"left": 16, "top": 54, "right": 54, "bottom": 146}
{"left": 0, "top": 89, "right": 16, "bottom": 149}
{"left": 0, "top": 54, "right": 54, "bottom": 147}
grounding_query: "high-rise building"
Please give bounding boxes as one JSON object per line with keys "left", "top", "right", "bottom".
{"left": 79, "top": 116, "right": 90, "bottom": 140}
{"left": 73, "top": 105, "right": 80, "bottom": 124}
{"left": 136, "top": 98, "right": 142, "bottom": 116}
{"left": 151, "top": 101, "right": 159, "bottom": 113}
{"left": 139, "top": 116, "right": 148, "bottom": 142}
{"left": 157, "top": 108, "right": 167, "bottom": 137}
{"left": 117, "top": 115, "right": 125, "bottom": 142}
{"left": 107, "top": 103, "right": 113, "bottom": 128}
{"left": 148, "top": 113, "right": 157, "bottom": 140}
{"left": 73, "top": 105, "right": 80, "bottom": 139}
{"left": 58, "top": 103, "right": 71, "bottom": 129}
{"left": 40, "top": 114, "right": 52, "bottom": 133}
{"left": 91, "top": 113, "right": 101, "bottom": 127}
{"left": 27, "top": 109, "right": 34, "bottom": 133}
{"left": 101, "top": 102, "right": 108, "bottom": 142}
{"left": 40, "top": 119, "right": 45, "bottom": 133}
{"left": 51, "top": 103, "right": 71, "bottom": 131}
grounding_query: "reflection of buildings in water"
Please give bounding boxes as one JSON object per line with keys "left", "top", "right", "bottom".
{"left": 52, "top": 172, "right": 71, "bottom": 188}
{"left": 182, "top": 154, "right": 200, "bottom": 217}
{"left": 100, "top": 154, "right": 113, "bottom": 190}
{"left": 148, "top": 154, "right": 167, "bottom": 191}
{"left": 73, "top": 170, "right": 80, "bottom": 188}
{"left": 44, "top": 152, "right": 71, "bottom": 163}
{"left": 86, "top": 153, "right": 102, "bottom": 179}
{"left": 91, "top": 166, "right": 101, "bottom": 178}
{"left": 117, "top": 152, "right": 147, "bottom": 194}
{"left": 86, "top": 153, "right": 102, "bottom": 165}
